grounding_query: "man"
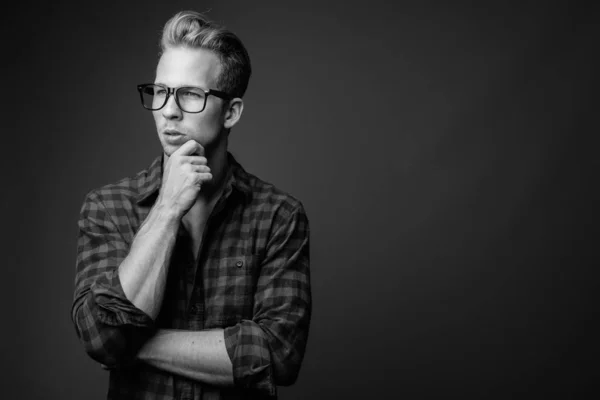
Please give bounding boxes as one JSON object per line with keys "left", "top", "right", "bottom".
{"left": 71, "top": 10, "right": 311, "bottom": 400}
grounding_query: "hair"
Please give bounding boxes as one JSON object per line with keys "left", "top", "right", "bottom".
{"left": 160, "top": 10, "right": 252, "bottom": 98}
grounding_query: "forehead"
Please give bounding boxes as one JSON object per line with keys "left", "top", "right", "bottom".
{"left": 155, "top": 47, "right": 222, "bottom": 88}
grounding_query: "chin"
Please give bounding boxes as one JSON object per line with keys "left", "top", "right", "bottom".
{"left": 160, "top": 142, "right": 181, "bottom": 157}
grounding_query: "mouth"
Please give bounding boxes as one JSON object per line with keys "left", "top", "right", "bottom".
{"left": 163, "top": 129, "right": 184, "bottom": 136}
{"left": 161, "top": 129, "right": 187, "bottom": 145}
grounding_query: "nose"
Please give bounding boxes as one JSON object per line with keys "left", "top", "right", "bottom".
{"left": 161, "top": 92, "right": 183, "bottom": 120}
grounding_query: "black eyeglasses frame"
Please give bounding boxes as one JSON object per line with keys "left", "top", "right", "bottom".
{"left": 136, "top": 83, "right": 232, "bottom": 113}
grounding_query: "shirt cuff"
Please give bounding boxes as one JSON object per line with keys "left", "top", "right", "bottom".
{"left": 224, "top": 320, "right": 276, "bottom": 397}
{"left": 91, "top": 268, "right": 155, "bottom": 328}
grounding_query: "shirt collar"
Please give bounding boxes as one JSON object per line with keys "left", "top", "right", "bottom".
{"left": 136, "top": 152, "right": 252, "bottom": 205}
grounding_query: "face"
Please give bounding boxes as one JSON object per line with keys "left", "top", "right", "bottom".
{"left": 153, "top": 47, "right": 227, "bottom": 157}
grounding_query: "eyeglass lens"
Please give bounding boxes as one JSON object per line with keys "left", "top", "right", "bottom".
{"left": 140, "top": 85, "right": 207, "bottom": 112}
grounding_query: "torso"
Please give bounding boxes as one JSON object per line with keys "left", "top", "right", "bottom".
{"left": 182, "top": 193, "right": 221, "bottom": 262}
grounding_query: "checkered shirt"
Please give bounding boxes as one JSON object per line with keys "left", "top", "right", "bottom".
{"left": 71, "top": 153, "right": 311, "bottom": 399}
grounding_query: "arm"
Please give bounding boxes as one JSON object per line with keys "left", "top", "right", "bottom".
{"left": 71, "top": 190, "right": 157, "bottom": 368}
{"left": 120, "top": 140, "right": 210, "bottom": 318}
{"left": 225, "top": 205, "right": 311, "bottom": 394}
{"left": 71, "top": 140, "right": 210, "bottom": 367}
{"left": 117, "top": 202, "right": 179, "bottom": 318}
{"left": 137, "top": 329, "right": 233, "bottom": 386}
{"left": 136, "top": 203, "right": 311, "bottom": 395}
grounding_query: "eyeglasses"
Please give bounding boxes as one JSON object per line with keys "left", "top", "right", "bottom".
{"left": 137, "top": 83, "right": 231, "bottom": 113}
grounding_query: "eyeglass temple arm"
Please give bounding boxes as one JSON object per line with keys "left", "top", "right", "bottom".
{"left": 208, "top": 89, "right": 232, "bottom": 100}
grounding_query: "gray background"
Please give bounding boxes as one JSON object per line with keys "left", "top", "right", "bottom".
{"left": 7, "top": 0, "right": 599, "bottom": 398}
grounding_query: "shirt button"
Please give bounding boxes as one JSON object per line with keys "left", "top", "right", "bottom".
{"left": 235, "top": 260, "right": 244, "bottom": 268}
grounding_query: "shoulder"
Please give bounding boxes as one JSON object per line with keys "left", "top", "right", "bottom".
{"left": 240, "top": 170, "right": 310, "bottom": 257}
{"left": 241, "top": 168, "right": 308, "bottom": 225}
{"left": 86, "top": 177, "right": 138, "bottom": 205}
{"left": 81, "top": 156, "right": 162, "bottom": 212}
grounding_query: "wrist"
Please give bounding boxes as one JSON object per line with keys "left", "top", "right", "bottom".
{"left": 152, "top": 201, "right": 183, "bottom": 223}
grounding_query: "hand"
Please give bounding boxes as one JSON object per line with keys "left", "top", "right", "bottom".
{"left": 156, "top": 140, "right": 212, "bottom": 217}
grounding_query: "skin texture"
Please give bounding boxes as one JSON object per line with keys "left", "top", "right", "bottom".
{"left": 154, "top": 47, "right": 227, "bottom": 158}
{"left": 116, "top": 46, "right": 245, "bottom": 386}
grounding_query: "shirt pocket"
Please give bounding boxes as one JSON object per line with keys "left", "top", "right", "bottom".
{"left": 203, "top": 253, "right": 261, "bottom": 329}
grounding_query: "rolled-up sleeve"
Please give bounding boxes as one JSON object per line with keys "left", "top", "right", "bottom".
{"left": 223, "top": 204, "right": 311, "bottom": 397}
{"left": 71, "top": 191, "right": 155, "bottom": 368}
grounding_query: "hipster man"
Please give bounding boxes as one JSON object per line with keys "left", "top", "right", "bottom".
{"left": 72, "top": 10, "right": 311, "bottom": 399}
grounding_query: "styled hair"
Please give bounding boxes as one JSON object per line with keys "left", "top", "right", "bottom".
{"left": 160, "top": 11, "right": 252, "bottom": 98}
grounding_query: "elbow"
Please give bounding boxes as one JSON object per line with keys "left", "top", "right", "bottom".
{"left": 80, "top": 326, "right": 130, "bottom": 369}
{"left": 230, "top": 319, "right": 309, "bottom": 390}
{"left": 274, "top": 369, "right": 300, "bottom": 387}
{"left": 272, "top": 349, "right": 305, "bottom": 386}
{"left": 73, "top": 304, "right": 139, "bottom": 369}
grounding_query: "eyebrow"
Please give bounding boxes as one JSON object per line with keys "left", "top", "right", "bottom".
{"left": 154, "top": 82, "right": 209, "bottom": 89}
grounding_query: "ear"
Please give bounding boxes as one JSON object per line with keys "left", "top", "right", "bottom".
{"left": 223, "top": 98, "right": 244, "bottom": 129}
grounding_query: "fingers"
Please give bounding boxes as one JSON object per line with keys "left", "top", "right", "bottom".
{"left": 173, "top": 141, "right": 206, "bottom": 167}
{"left": 167, "top": 142, "right": 211, "bottom": 185}
{"left": 180, "top": 155, "right": 208, "bottom": 165}
{"left": 189, "top": 164, "right": 211, "bottom": 173}
{"left": 183, "top": 163, "right": 212, "bottom": 185}
{"left": 175, "top": 139, "right": 204, "bottom": 156}
{"left": 194, "top": 172, "right": 213, "bottom": 186}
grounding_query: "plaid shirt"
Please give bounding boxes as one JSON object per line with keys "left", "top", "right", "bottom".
{"left": 71, "top": 153, "right": 311, "bottom": 399}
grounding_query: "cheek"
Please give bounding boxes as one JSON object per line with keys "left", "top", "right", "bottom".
{"left": 194, "top": 111, "right": 222, "bottom": 130}
{"left": 152, "top": 111, "right": 162, "bottom": 126}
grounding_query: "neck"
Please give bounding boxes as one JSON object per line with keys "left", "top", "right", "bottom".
{"left": 199, "top": 144, "right": 229, "bottom": 203}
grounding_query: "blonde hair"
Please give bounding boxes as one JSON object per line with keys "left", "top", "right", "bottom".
{"left": 160, "top": 10, "right": 252, "bottom": 98}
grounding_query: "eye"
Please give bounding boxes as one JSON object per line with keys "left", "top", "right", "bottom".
{"left": 180, "top": 90, "right": 203, "bottom": 99}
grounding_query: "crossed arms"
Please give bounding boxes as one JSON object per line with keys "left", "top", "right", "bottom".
{"left": 71, "top": 176, "right": 311, "bottom": 396}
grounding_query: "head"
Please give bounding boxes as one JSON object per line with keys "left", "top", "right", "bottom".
{"left": 151, "top": 11, "right": 252, "bottom": 157}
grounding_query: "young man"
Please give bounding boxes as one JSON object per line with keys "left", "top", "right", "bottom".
{"left": 72, "top": 11, "right": 311, "bottom": 399}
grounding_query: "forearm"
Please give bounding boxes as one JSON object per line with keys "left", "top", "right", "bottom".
{"left": 137, "top": 329, "right": 233, "bottom": 386}
{"left": 118, "top": 203, "right": 180, "bottom": 319}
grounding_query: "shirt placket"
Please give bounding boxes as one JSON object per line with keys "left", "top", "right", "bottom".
{"left": 186, "top": 191, "right": 233, "bottom": 400}
{"left": 171, "top": 228, "right": 200, "bottom": 400}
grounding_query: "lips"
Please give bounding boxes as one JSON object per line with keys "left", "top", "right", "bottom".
{"left": 163, "top": 129, "right": 183, "bottom": 136}
{"left": 162, "top": 129, "right": 187, "bottom": 144}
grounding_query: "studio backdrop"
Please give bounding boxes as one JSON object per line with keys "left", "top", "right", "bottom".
{"left": 8, "top": 1, "right": 599, "bottom": 399}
